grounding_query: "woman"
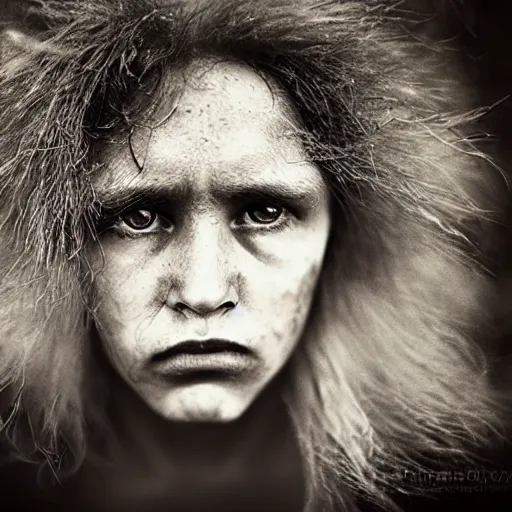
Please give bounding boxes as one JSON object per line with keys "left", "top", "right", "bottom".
{"left": 0, "top": 0, "right": 507, "bottom": 510}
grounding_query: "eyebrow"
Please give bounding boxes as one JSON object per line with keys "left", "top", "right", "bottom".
{"left": 95, "top": 178, "right": 323, "bottom": 212}
{"left": 96, "top": 182, "right": 189, "bottom": 212}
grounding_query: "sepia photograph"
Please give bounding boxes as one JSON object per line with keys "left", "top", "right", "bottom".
{"left": 0, "top": 0, "right": 511, "bottom": 510}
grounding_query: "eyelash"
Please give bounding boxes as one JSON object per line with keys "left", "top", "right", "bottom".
{"left": 233, "top": 204, "right": 293, "bottom": 232}
{"left": 100, "top": 202, "right": 297, "bottom": 238}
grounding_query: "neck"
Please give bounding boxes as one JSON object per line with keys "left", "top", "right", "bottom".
{"left": 104, "top": 371, "right": 293, "bottom": 471}
{"left": 75, "top": 367, "right": 305, "bottom": 512}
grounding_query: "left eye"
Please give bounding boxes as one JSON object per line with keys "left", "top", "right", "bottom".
{"left": 243, "top": 205, "right": 284, "bottom": 225}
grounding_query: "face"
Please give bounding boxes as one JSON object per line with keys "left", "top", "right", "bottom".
{"left": 91, "top": 58, "right": 331, "bottom": 423}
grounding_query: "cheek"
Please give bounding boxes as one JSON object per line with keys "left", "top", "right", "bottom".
{"left": 256, "top": 264, "right": 321, "bottom": 362}
{"left": 93, "top": 282, "right": 155, "bottom": 385}
{"left": 92, "top": 242, "right": 161, "bottom": 318}
{"left": 91, "top": 253, "right": 162, "bottom": 364}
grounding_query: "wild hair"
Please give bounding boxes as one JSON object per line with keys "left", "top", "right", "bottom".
{"left": 0, "top": 0, "right": 506, "bottom": 510}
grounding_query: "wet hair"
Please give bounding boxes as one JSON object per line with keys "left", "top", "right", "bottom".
{"left": 0, "top": 1, "right": 506, "bottom": 510}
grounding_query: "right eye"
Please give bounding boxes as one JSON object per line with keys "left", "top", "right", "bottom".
{"left": 113, "top": 209, "right": 172, "bottom": 235}
{"left": 121, "top": 210, "right": 157, "bottom": 231}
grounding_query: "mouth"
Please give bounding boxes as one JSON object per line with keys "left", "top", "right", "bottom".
{"left": 150, "top": 339, "right": 256, "bottom": 378}
{"left": 152, "top": 339, "right": 251, "bottom": 361}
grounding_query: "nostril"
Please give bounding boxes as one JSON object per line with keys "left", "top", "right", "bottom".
{"left": 172, "top": 300, "right": 237, "bottom": 317}
{"left": 174, "top": 302, "right": 187, "bottom": 314}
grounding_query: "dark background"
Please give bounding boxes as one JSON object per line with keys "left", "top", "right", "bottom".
{"left": 1, "top": 1, "right": 512, "bottom": 510}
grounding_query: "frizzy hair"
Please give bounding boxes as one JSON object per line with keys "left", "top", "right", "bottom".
{"left": 0, "top": 0, "right": 506, "bottom": 510}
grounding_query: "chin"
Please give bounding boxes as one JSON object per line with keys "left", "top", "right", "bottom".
{"left": 144, "top": 381, "right": 255, "bottom": 423}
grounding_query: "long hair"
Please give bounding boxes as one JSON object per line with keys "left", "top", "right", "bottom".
{"left": 0, "top": 1, "right": 506, "bottom": 510}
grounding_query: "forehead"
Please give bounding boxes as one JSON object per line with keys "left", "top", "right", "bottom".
{"left": 94, "top": 57, "right": 322, "bottom": 196}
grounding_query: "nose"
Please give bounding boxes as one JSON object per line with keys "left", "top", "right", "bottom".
{"left": 167, "top": 219, "right": 239, "bottom": 317}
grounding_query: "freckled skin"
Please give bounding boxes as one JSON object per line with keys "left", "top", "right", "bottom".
{"left": 91, "top": 58, "right": 331, "bottom": 423}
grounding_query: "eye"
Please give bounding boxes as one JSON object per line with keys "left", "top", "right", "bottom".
{"left": 244, "top": 205, "right": 284, "bottom": 225}
{"left": 121, "top": 209, "right": 157, "bottom": 230}
{"left": 115, "top": 209, "right": 172, "bottom": 234}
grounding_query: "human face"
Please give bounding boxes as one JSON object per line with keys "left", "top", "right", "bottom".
{"left": 91, "top": 58, "right": 331, "bottom": 423}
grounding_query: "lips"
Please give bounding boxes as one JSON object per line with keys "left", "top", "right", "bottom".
{"left": 150, "top": 339, "right": 256, "bottom": 377}
{"left": 152, "top": 339, "right": 251, "bottom": 361}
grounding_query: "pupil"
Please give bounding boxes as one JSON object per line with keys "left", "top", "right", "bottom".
{"left": 249, "top": 206, "right": 281, "bottom": 223}
{"left": 124, "top": 210, "right": 155, "bottom": 230}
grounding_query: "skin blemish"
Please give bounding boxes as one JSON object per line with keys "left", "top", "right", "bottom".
{"left": 271, "top": 264, "right": 321, "bottom": 347}
{"left": 290, "top": 264, "right": 321, "bottom": 339}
